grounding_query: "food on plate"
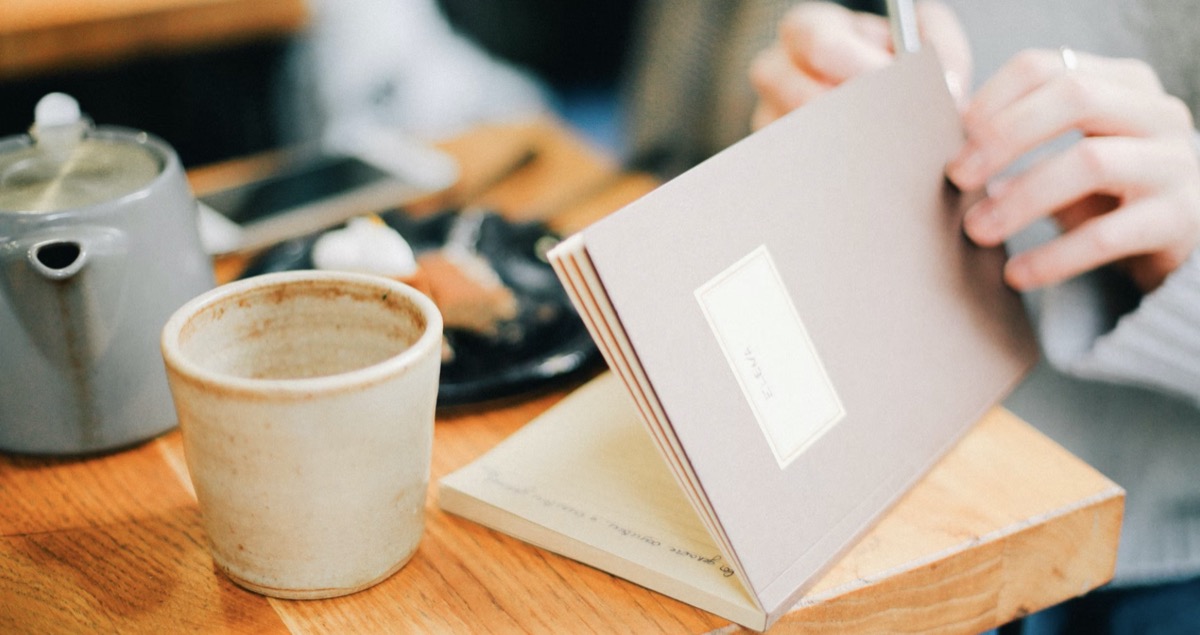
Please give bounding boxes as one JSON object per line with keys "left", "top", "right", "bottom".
{"left": 311, "top": 215, "right": 431, "bottom": 296}
{"left": 312, "top": 215, "right": 520, "bottom": 361}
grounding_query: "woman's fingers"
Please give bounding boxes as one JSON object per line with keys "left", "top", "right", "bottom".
{"left": 749, "top": 45, "right": 834, "bottom": 128}
{"left": 961, "top": 135, "right": 1200, "bottom": 291}
{"left": 1005, "top": 194, "right": 1200, "bottom": 290}
{"left": 915, "top": 1, "right": 972, "bottom": 106}
{"left": 778, "top": 2, "right": 892, "bottom": 84}
{"left": 949, "top": 71, "right": 1194, "bottom": 191}
{"left": 966, "top": 50, "right": 1165, "bottom": 128}
{"left": 749, "top": 3, "right": 884, "bottom": 129}
{"left": 963, "top": 137, "right": 1180, "bottom": 246}
{"left": 750, "top": 2, "right": 971, "bottom": 127}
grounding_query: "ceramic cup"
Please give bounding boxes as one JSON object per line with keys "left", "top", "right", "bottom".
{"left": 160, "top": 270, "right": 442, "bottom": 599}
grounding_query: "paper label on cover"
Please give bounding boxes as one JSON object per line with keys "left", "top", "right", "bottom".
{"left": 696, "top": 245, "right": 845, "bottom": 469}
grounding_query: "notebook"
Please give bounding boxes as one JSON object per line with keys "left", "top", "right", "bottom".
{"left": 439, "top": 49, "right": 1037, "bottom": 630}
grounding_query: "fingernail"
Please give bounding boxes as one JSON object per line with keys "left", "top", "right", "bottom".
{"left": 1005, "top": 256, "right": 1032, "bottom": 290}
{"left": 963, "top": 199, "right": 1001, "bottom": 245}
{"left": 985, "top": 177, "right": 1011, "bottom": 199}
{"left": 944, "top": 71, "right": 965, "bottom": 110}
{"left": 949, "top": 148, "right": 986, "bottom": 190}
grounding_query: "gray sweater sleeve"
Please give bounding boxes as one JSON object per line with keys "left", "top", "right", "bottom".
{"left": 1028, "top": 132, "right": 1200, "bottom": 404}
{"left": 1041, "top": 249, "right": 1200, "bottom": 403}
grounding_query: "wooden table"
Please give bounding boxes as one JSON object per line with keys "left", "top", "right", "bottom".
{"left": 0, "top": 119, "right": 1124, "bottom": 634}
{"left": 0, "top": 0, "right": 308, "bottom": 80}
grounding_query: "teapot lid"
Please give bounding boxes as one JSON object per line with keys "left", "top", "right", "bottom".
{"left": 0, "top": 93, "right": 162, "bottom": 214}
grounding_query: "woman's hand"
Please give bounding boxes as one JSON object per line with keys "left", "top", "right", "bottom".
{"left": 949, "top": 49, "right": 1200, "bottom": 292}
{"left": 749, "top": 1, "right": 970, "bottom": 129}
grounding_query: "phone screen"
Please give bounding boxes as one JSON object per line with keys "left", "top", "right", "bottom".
{"left": 201, "top": 155, "right": 394, "bottom": 225}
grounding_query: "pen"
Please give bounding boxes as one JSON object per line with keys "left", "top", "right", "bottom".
{"left": 886, "top": 0, "right": 921, "bottom": 54}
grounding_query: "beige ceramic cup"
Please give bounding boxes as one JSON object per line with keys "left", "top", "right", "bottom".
{"left": 160, "top": 270, "right": 442, "bottom": 599}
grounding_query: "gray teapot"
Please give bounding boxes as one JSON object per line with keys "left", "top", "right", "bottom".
{"left": 0, "top": 94, "right": 214, "bottom": 454}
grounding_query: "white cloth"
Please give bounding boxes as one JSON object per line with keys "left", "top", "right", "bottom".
{"left": 277, "top": 0, "right": 549, "bottom": 144}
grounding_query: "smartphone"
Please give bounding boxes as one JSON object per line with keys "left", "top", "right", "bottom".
{"left": 197, "top": 152, "right": 446, "bottom": 254}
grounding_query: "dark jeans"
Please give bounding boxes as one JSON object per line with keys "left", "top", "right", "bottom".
{"left": 995, "top": 576, "right": 1200, "bottom": 635}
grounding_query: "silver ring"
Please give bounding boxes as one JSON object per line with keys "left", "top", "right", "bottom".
{"left": 1059, "top": 45, "right": 1078, "bottom": 72}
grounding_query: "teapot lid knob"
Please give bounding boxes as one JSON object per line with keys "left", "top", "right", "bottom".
{"left": 34, "top": 93, "right": 82, "bottom": 128}
{"left": 31, "top": 93, "right": 89, "bottom": 164}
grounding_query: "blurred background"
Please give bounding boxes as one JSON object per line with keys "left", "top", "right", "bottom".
{"left": 0, "top": 0, "right": 883, "bottom": 171}
{"left": 0, "top": 0, "right": 637, "bottom": 167}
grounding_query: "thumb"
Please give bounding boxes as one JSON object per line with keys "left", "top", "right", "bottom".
{"left": 916, "top": 1, "right": 972, "bottom": 107}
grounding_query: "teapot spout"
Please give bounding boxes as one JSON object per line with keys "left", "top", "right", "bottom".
{"left": 0, "top": 227, "right": 129, "bottom": 366}
{"left": 30, "top": 239, "right": 86, "bottom": 280}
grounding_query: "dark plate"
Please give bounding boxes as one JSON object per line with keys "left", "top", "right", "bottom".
{"left": 239, "top": 208, "right": 603, "bottom": 407}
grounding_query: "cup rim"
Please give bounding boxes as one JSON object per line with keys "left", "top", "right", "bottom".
{"left": 160, "top": 270, "right": 443, "bottom": 395}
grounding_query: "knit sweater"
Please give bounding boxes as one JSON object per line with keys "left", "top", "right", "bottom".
{"left": 1007, "top": 256, "right": 1200, "bottom": 586}
{"left": 941, "top": 0, "right": 1200, "bottom": 586}
{"left": 624, "top": 0, "right": 1200, "bottom": 587}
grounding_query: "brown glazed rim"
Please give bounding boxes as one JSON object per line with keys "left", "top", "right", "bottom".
{"left": 160, "top": 270, "right": 443, "bottom": 397}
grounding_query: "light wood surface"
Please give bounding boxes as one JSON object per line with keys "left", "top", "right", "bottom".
{"left": 0, "top": 118, "right": 1123, "bottom": 633}
{"left": 0, "top": 0, "right": 308, "bottom": 80}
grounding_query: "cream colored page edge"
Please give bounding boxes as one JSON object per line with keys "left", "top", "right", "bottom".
{"left": 551, "top": 238, "right": 726, "bottom": 553}
{"left": 548, "top": 235, "right": 757, "bottom": 608}
{"left": 437, "top": 374, "right": 764, "bottom": 629}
